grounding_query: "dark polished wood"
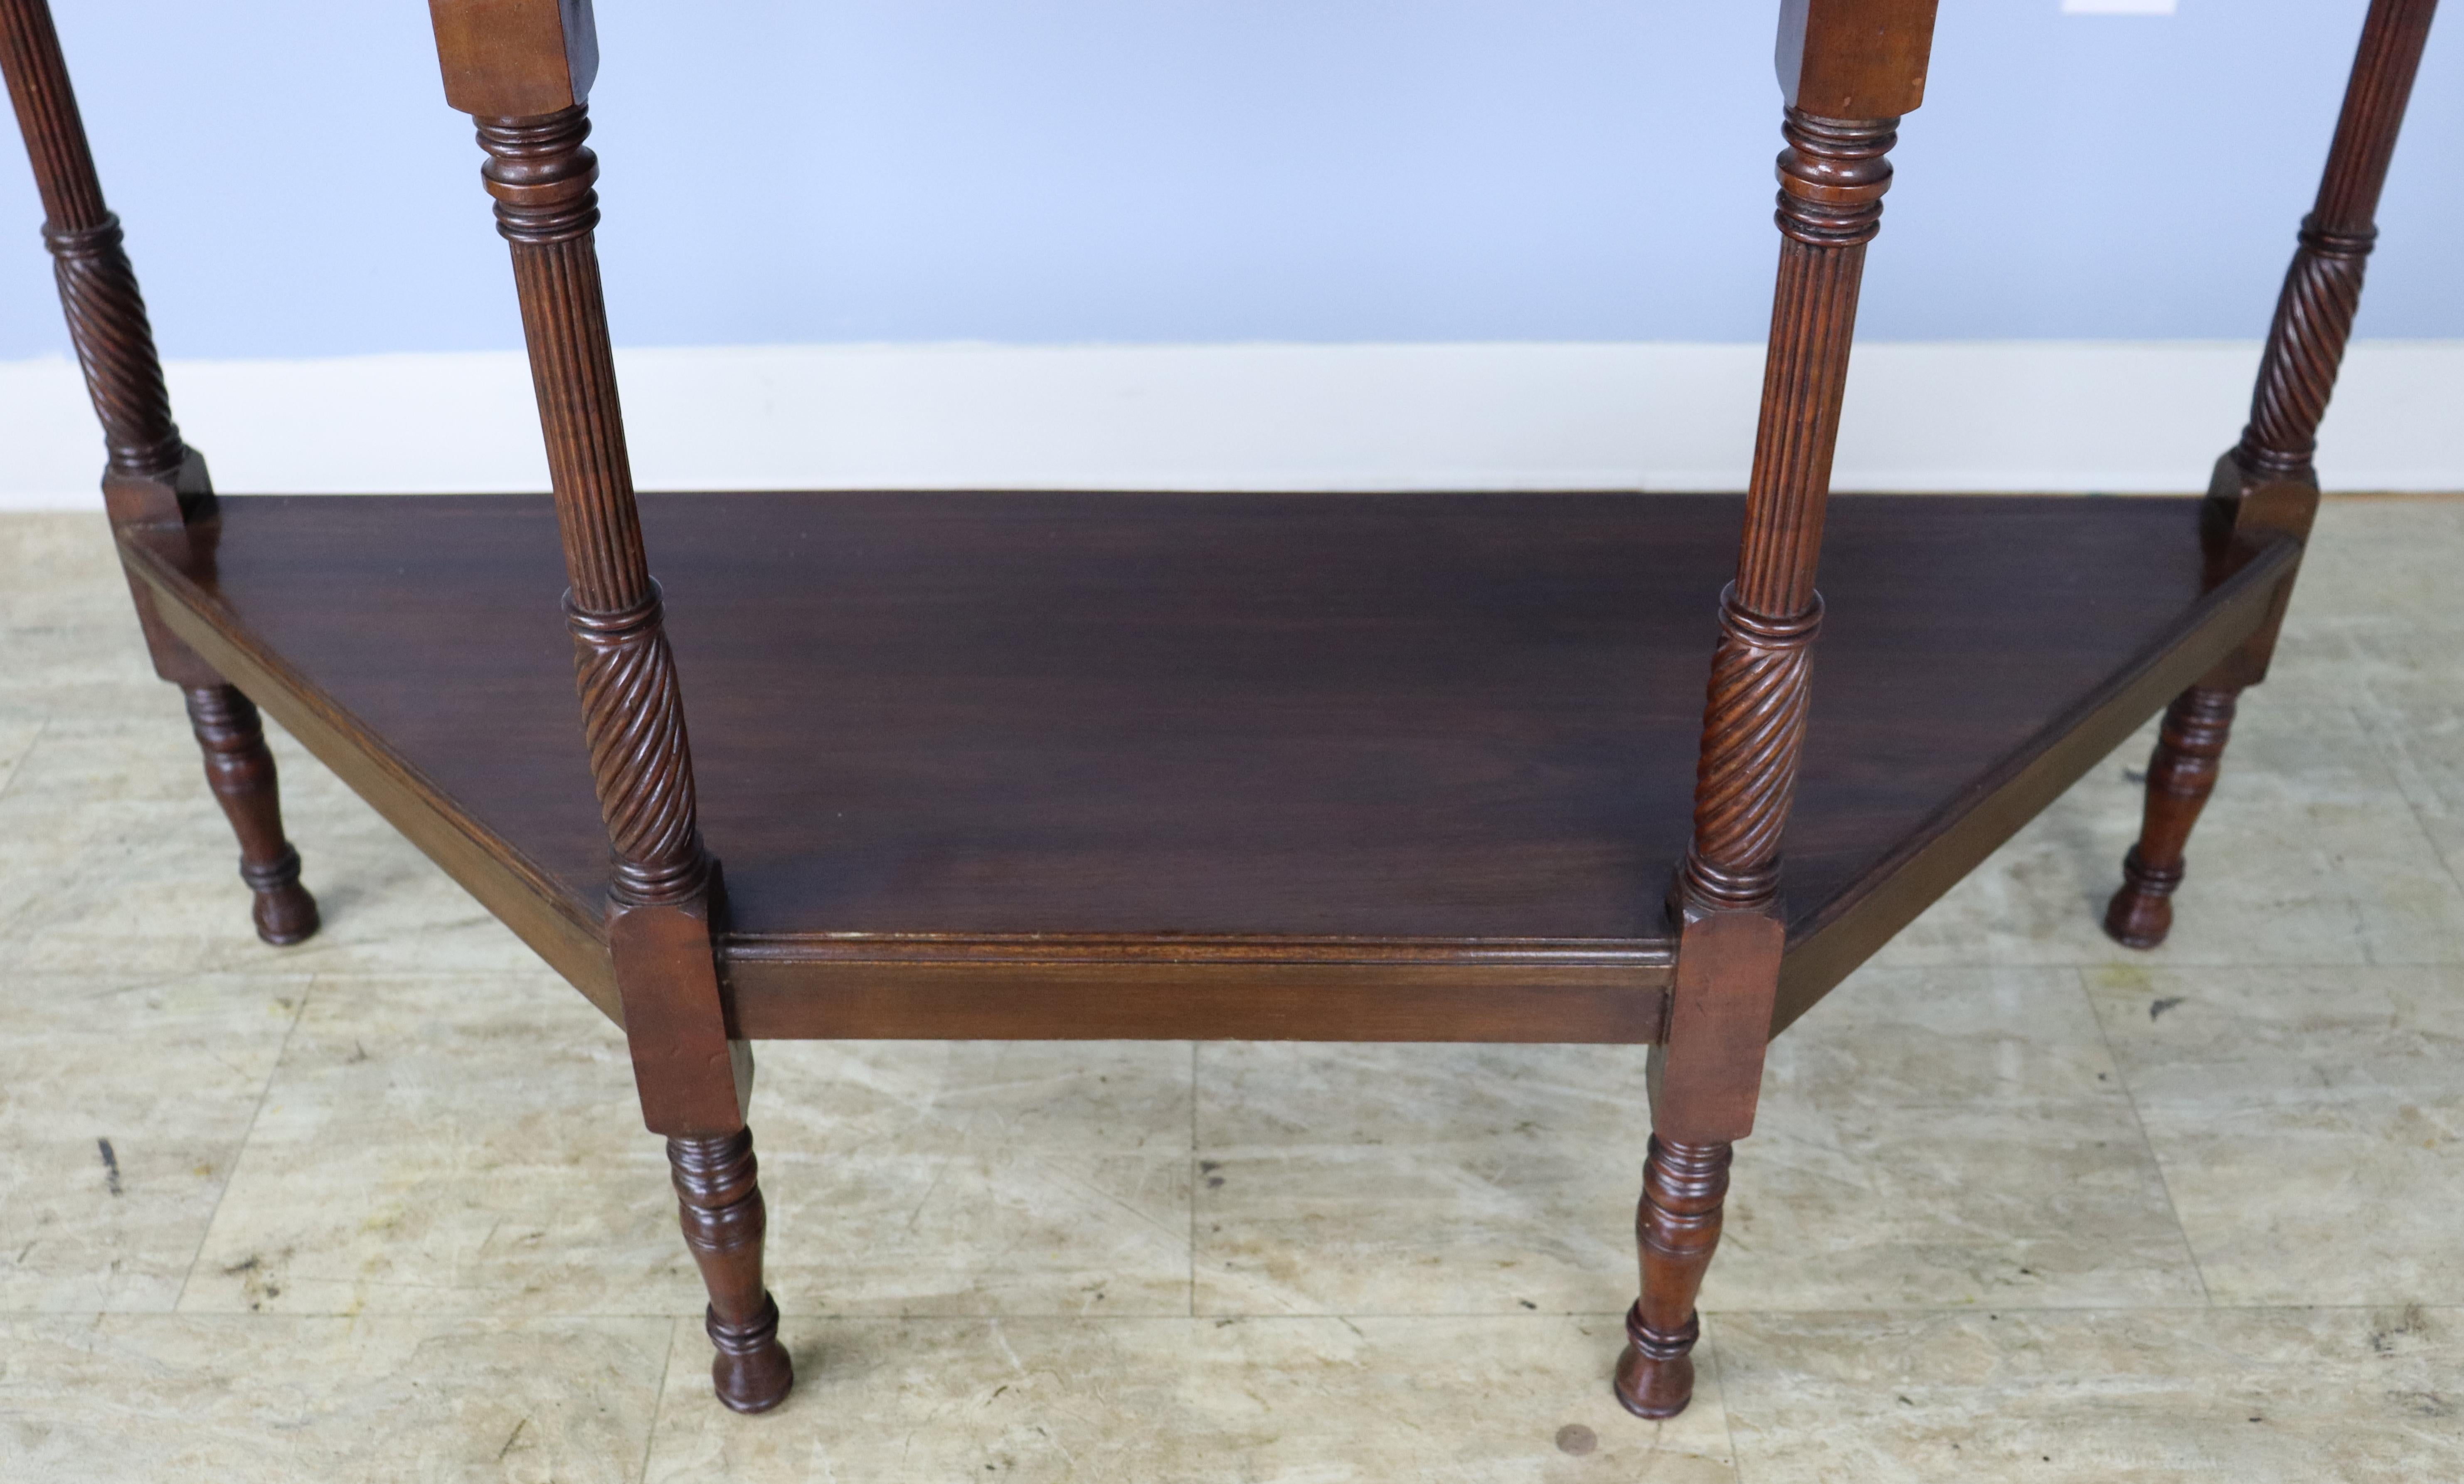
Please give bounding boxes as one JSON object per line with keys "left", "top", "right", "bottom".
{"left": 183, "top": 685, "right": 320, "bottom": 945}
{"left": 2105, "top": 0, "right": 2437, "bottom": 948}
{"left": 668, "top": 1128, "right": 793, "bottom": 1414}
{"left": 0, "top": 0, "right": 317, "bottom": 945}
{"left": 1615, "top": 1137, "right": 1730, "bottom": 1419}
{"left": 467, "top": 97, "right": 744, "bottom": 1137}
{"left": 1776, "top": 0, "right": 1937, "bottom": 118}
{"left": 431, "top": 0, "right": 777, "bottom": 1411}
{"left": 120, "top": 488, "right": 2291, "bottom": 1042}
{"left": 1622, "top": 0, "right": 1938, "bottom": 1416}
{"left": 7, "top": 0, "right": 2416, "bottom": 1430}
{"left": 2106, "top": 686, "right": 2237, "bottom": 949}
{"left": 1774, "top": 526, "right": 2286, "bottom": 1033}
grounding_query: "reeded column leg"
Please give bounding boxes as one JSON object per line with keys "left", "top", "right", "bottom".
{"left": 1607, "top": 0, "right": 1938, "bottom": 1420}
{"left": 182, "top": 684, "right": 318, "bottom": 946}
{"left": 424, "top": 5, "right": 795, "bottom": 1413}
{"left": 2105, "top": 686, "right": 2237, "bottom": 949}
{"left": 668, "top": 1128, "right": 793, "bottom": 1413}
{"left": 1614, "top": 1136, "right": 1732, "bottom": 1418}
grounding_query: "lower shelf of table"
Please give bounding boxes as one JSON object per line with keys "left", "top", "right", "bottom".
{"left": 121, "top": 488, "right": 2294, "bottom": 1043}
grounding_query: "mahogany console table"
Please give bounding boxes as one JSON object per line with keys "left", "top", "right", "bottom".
{"left": 2, "top": 0, "right": 2436, "bottom": 1419}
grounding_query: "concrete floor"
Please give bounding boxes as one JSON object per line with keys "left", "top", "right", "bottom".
{"left": 2, "top": 498, "right": 2459, "bottom": 1482}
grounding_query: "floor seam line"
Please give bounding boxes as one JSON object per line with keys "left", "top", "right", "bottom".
{"left": 1708, "top": 1311, "right": 1745, "bottom": 1483}
{"left": 1188, "top": 1041, "right": 1199, "bottom": 1320}
{"left": 0, "top": 712, "right": 51, "bottom": 808}
{"left": 638, "top": 1314, "right": 679, "bottom": 1484}
{"left": 2078, "top": 963, "right": 2215, "bottom": 1307}
{"left": 172, "top": 967, "right": 313, "bottom": 1312}
{"left": 2349, "top": 691, "right": 2464, "bottom": 903}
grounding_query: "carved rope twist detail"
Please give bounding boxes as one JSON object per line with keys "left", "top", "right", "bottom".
{"left": 2231, "top": 0, "right": 2434, "bottom": 486}
{"left": 1683, "top": 588, "right": 1822, "bottom": 911}
{"left": 2, "top": 2, "right": 183, "bottom": 482}
{"left": 44, "top": 215, "right": 183, "bottom": 479}
{"left": 569, "top": 586, "right": 706, "bottom": 906}
{"left": 1676, "top": 108, "right": 1894, "bottom": 916}
{"left": 472, "top": 100, "right": 698, "bottom": 905}
{"left": 2237, "top": 219, "right": 2372, "bottom": 482}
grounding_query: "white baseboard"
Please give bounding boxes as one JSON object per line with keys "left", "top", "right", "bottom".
{"left": 1, "top": 340, "right": 2457, "bottom": 510}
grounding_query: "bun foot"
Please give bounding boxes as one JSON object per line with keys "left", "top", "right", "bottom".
{"left": 709, "top": 1295, "right": 793, "bottom": 1413}
{"left": 1612, "top": 1301, "right": 1696, "bottom": 1420}
{"left": 2103, "top": 890, "right": 2171, "bottom": 950}
{"left": 2103, "top": 846, "right": 2178, "bottom": 950}
{"left": 244, "top": 847, "right": 320, "bottom": 945}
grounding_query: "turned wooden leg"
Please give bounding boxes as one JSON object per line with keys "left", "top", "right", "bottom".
{"left": 1614, "top": 1135, "right": 1732, "bottom": 1418}
{"left": 181, "top": 684, "right": 318, "bottom": 945}
{"left": 668, "top": 1127, "right": 793, "bottom": 1414}
{"left": 2104, "top": 684, "right": 2238, "bottom": 950}
{"left": 2097, "top": 0, "right": 2438, "bottom": 946}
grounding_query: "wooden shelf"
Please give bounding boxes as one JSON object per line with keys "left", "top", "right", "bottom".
{"left": 122, "top": 489, "right": 2294, "bottom": 1041}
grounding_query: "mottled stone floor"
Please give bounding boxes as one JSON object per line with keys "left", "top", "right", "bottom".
{"left": 3, "top": 499, "right": 2460, "bottom": 1482}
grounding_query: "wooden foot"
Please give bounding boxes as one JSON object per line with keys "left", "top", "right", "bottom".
{"left": 668, "top": 1128, "right": 793, "bottom": 1414}
{"left": 1613, "top": 1135, "right": 1731, "bottom": 1419}
{"left": 181, "top": 684, "right": 318, "bottom": 945}
{"left": 2104, "top": 684, "right": 2239, "bottom": 950}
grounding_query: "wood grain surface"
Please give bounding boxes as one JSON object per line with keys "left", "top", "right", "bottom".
{"left": 122, "top": 487, "right": 2289, "bottom": 1042}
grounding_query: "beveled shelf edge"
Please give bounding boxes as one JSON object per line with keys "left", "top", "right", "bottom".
{"left": 721, "top": 931, "right": 1677, "bottom": 1041}
{"left": 1772, "top": 529, "right": 2303, "bottom": 1034}
{"left": 723, "top": 954, "right": 1672, "bottom": 1043}
{"left": 115, "top": 523, "right": 625, "bottom": 1024}
{"left": 721, "top": 931, "right": 1677, "bottom": 967}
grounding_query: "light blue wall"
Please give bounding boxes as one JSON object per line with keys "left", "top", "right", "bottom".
{"left": 0, "top": 0, "right": 2454, "bottom": 361}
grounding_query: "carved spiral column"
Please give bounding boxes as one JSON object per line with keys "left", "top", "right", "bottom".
{"left": 475, "top": 107, "right": 710, "bottom": 911}
{"left": 0, "top": 0, "right": 185, "bottom": 492}
{"left": 2234, "top": 0, "right": 2435, "bottom": 487}
{"left": 47, "top": 216, "right": 184, "bottom": 483}
{"left": 2107, "top": 0, "right": 2436, "bottom": 949}
{"left": 1678, "top": 110, "right": 1893, "bottom": 918}
{"left": 568, "top": 589, "right": 707, "bottom": 907}
{"left": 2237, "top": 222, "right": 2373, "bottom": 487}
{"left": 669, "top": 1130, "right": 795, "bottom": 1413}
{"left": 464, "top": 87, "right": 786, "bottom": 1410}
{"left": 1622, "top": 106, "right": 1904, "bottom": 1423}
{"left": 1682, "top": 593, "right": 1822, "bottom": 911}
{"left": 2, "top": 0, "right": 318, "bottom": 945}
